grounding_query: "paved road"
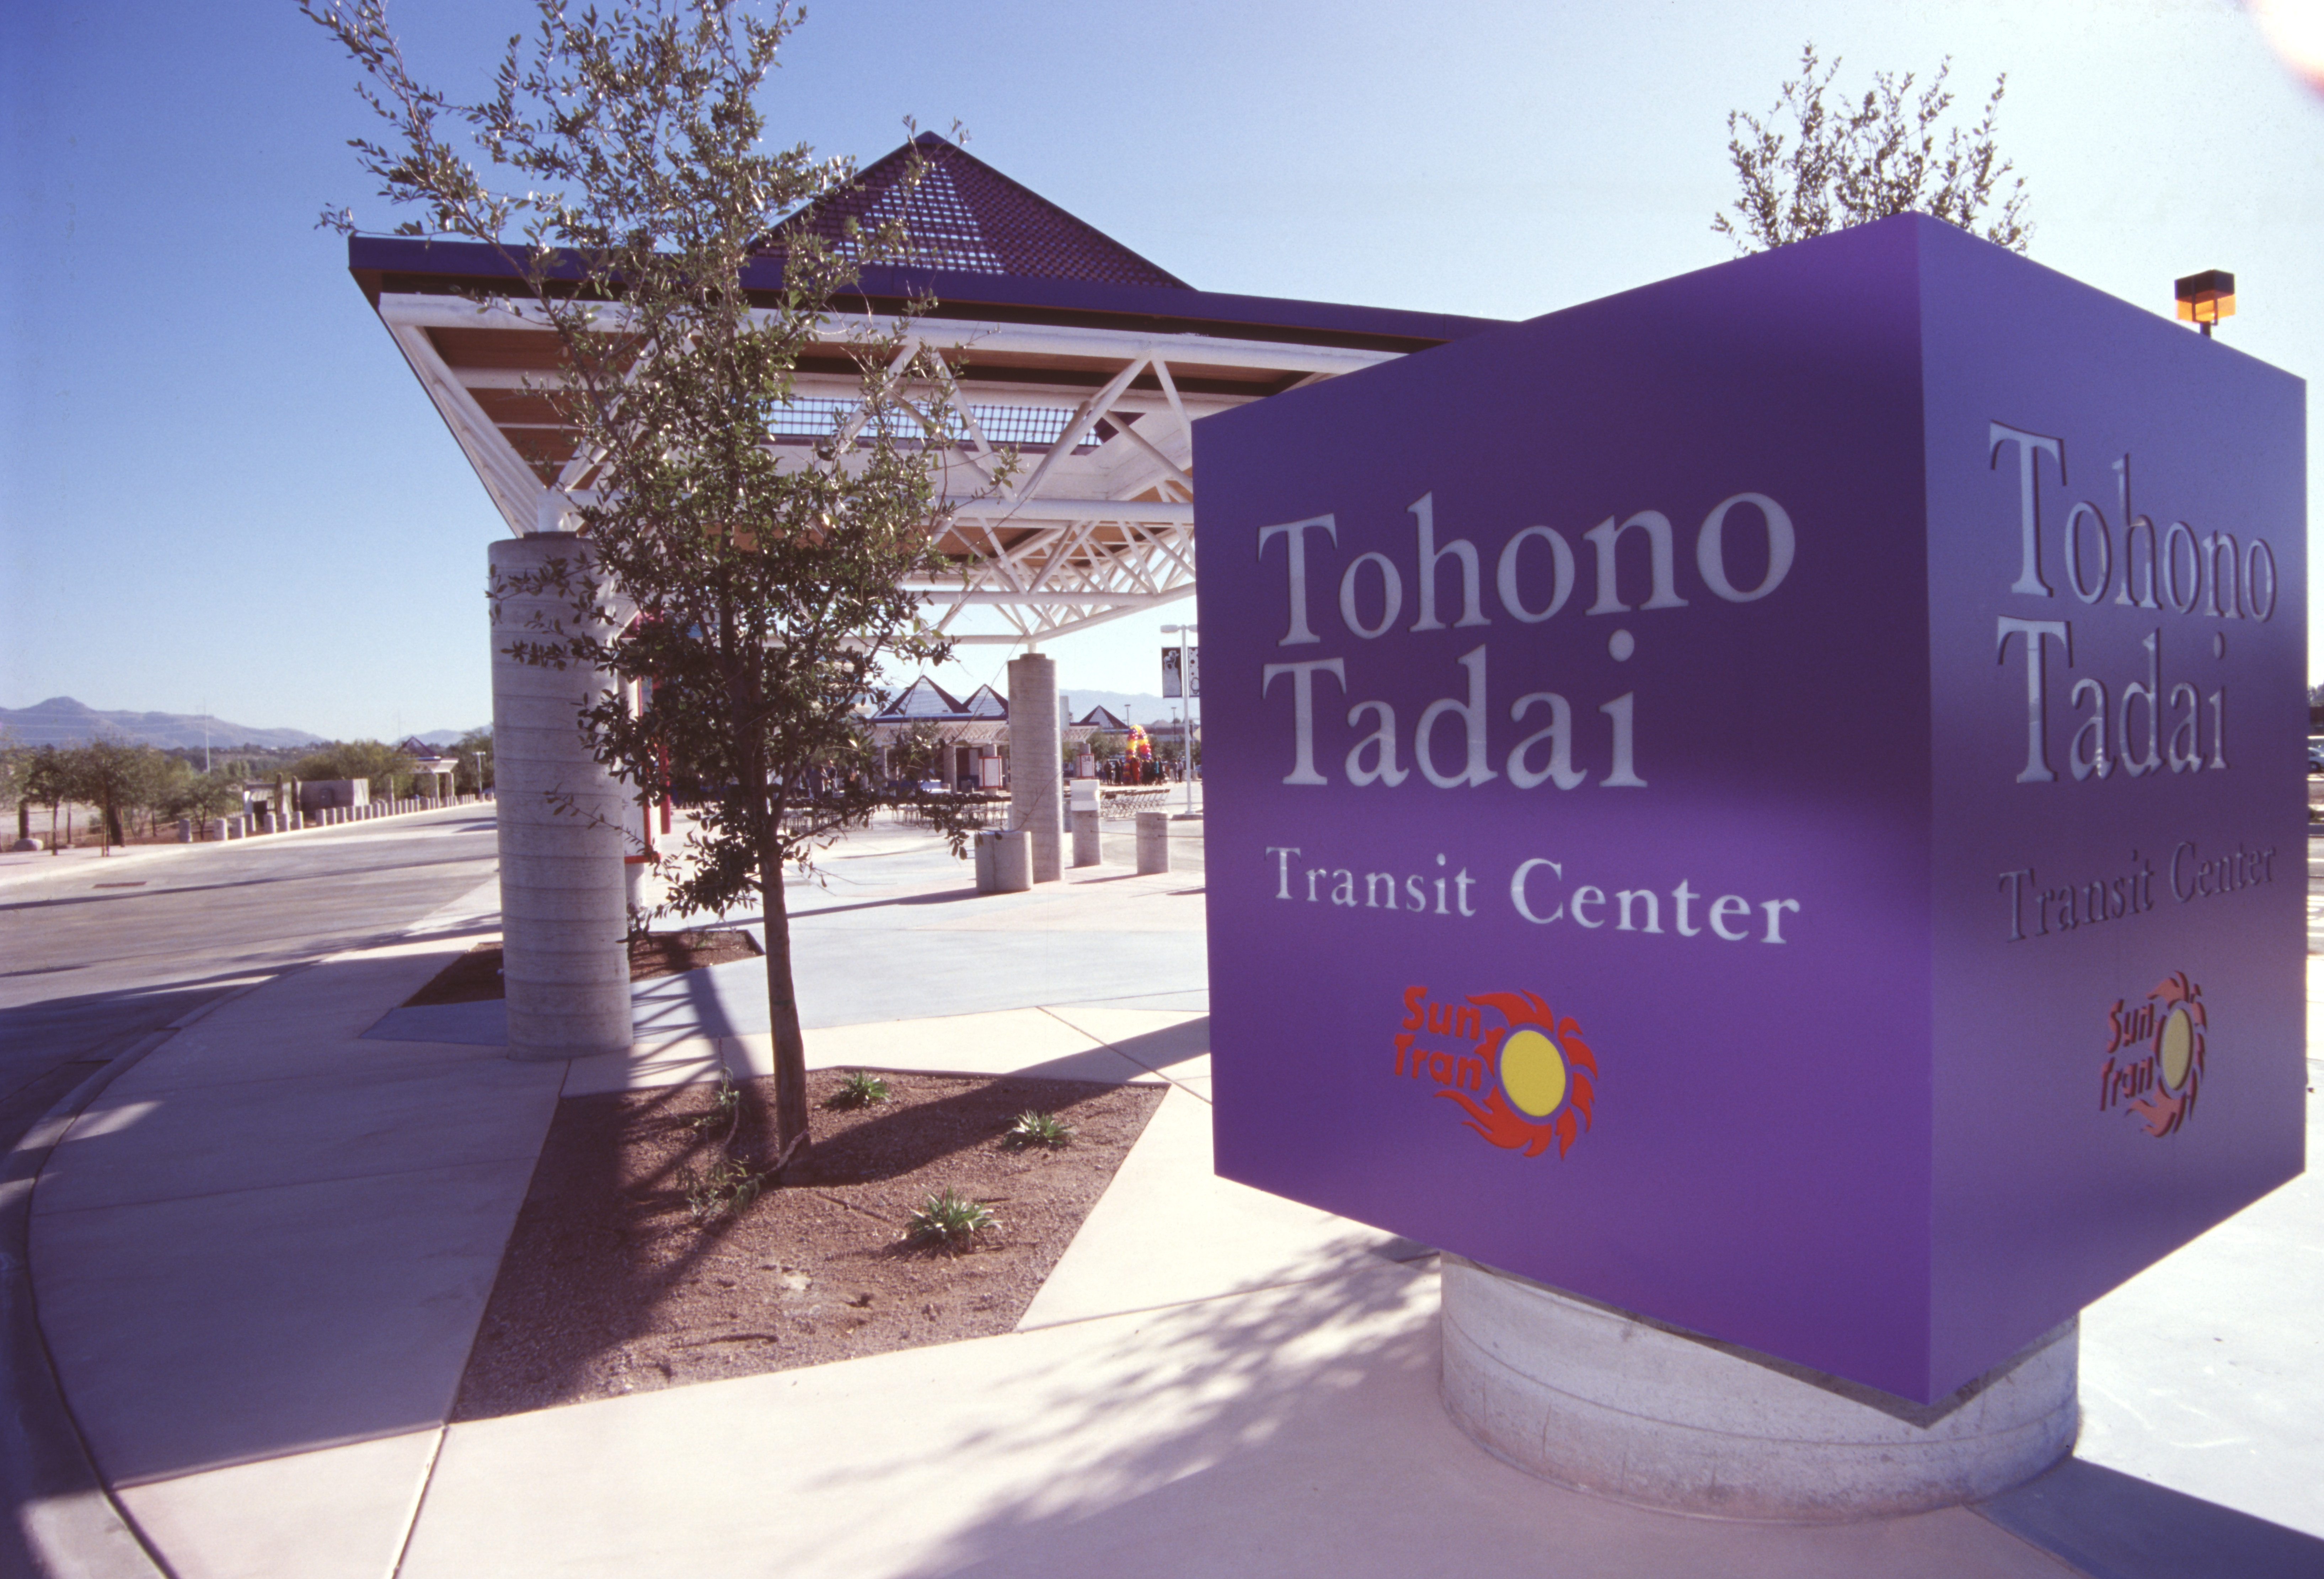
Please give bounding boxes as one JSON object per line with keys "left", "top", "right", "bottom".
{"left": 0, "top": 809, "right": 499, "bottom": 1152}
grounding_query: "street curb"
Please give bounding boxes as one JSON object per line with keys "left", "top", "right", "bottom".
{"left": 0, "top": 978, "right": 274, "bottom": 1578}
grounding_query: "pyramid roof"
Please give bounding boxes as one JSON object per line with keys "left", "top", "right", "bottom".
{"left": 766, "top": 133, "right": 1189, "bottom": 289}
{"left": 961, "top": 684, "right": 1009, "bottom": 719}
{"left": 1073, "top": 706, "right": 1131, "bottom": 732}
{"left": 875, "top": 676, "right": 969, "bottom": 721}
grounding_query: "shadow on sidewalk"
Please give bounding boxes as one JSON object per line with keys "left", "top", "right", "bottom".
{"left": 1975, "top": 1457, "right": 2324, "bottom": 1578}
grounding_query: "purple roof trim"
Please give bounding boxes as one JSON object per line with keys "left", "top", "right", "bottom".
{"left": 347, "top": 236, "right": 1511, "bottom": 351}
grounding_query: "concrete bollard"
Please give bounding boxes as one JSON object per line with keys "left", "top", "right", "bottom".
{"left": 974, "top": 828, "right": 1033, "bottom": 894}
{"left": 1007, "top": 654, "right": 1062, "bottom": 883}
{"left": 1135, "top": 811, "right": 1169, "bottom": 874}
{"left": 1070, "top": 781, "right": 1101, "bottom": 867}
{"left": 177, "top": 818, "right": 193, "bottom": 843}
{"left": 204, "top": 818, "right": 228, "bottom": 842}
{"left": 226, "top": 815, "right": 246, "bottom": 839}
{"left": 992, "top": 828, "right": 1032, "bottom": 892}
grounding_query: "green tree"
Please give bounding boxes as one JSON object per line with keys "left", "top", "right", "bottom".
{"left": 451, "top": 728, "right": 495, "bottom": 794}
{"left": 892, "top": 721, "right": 947, "bottom": 786}
{"left": 20, "top": 746, "right": 73, "bottom": 847}
{"left": 292, "top": 740, "right": 417, "bottom": 799}
{"left": 307, "top": 0, "right": 977, "bottom": 1173}
{"left": 1713, "top": 44, "right": 2029, "bottom": 255}
{"left": 167, "top": 767, "right": 247, "bottom": 824}
{"left": 0, "top": 731, "right": 28, "bottom": 845}
{"left": 70, "top": 739, "right": 171, "bottom": 851}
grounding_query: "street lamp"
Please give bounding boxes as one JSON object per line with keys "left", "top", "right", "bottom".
{"left": 1162, "top": 622, "right": 1199, "bottom": 815}
{"left": 2175, "top": 270, "right": 2236, "bottom": 338}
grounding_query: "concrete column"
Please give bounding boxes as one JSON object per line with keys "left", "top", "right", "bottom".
{"left": 1135, "top": 811, "right": 1170, "bottom": 874}
{"left": 491, "top": 533, "right": 634, "bottom": 1059}
{"left": 1439, "top": 1256, "right": 2076, "bottom": 1521}
{"left": 1007, "top": 653, "right": 1061, "bottom": 882}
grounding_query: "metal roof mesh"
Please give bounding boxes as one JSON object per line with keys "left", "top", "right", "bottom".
{"left": 766, "top": 134, "right": 1189, "bottom": 289}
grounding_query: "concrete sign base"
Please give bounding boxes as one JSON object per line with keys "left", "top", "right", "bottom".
{"left": 1440, "top": 1256, "right": 2077, "bottom": 1522}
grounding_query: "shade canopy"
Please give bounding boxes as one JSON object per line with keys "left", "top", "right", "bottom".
{"left": 349, "top": 134, "right": 1507, "bottom": 646}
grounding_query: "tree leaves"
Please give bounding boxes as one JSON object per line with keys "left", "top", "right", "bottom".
{"left": 1712, "top": 43, "right": 2031, "bottom": 255}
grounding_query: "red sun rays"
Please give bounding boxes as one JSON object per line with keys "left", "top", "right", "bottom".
{"left": 1436, "top": 991, "right": 1597, "bottom": 1158}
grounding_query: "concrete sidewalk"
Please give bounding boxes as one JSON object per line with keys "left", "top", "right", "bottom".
{"left": 18, "top": 824, "right": 2324, "bottom": 1577}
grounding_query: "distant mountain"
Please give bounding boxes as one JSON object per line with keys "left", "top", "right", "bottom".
{"left": 0, "top": 697, "right": 325, "bottom": 750}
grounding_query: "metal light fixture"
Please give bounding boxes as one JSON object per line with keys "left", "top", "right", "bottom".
{"left": 2175, "top": 270, "right": 2236, "bottom": 337}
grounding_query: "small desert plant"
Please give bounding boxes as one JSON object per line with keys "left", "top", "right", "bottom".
{"left": 685, "top": 1155, "right": 764, "bottom": 1224}
{"left": 825, "top": 1070, "right": 891, "bottom": 1110}
{"left": 907, "top": 1187, "right": 996, "bottom": 1249}
{"left": 687, "top": 1071, "right": 744, "bottom": 1135}
{"left": 1002, "top": 1110, "right": 1073, "bottom": 1149}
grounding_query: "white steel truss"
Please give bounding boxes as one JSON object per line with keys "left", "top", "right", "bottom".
{"left": 375, "top": 292, "right": 1402, "bottom": 644}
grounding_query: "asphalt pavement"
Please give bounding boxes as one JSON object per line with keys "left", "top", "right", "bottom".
{"left": 0, "top": 811, "right": 500, "bottom": 1156}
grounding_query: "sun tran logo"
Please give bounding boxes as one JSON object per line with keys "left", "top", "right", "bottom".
{"left": 1395, "top": 986, "right": 1597, "bottom": 1157}
{"left": 2100, "top": 971, "right": 2206, "bottom": 1137}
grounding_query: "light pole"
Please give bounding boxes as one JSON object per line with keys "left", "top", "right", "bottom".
{"left": 1162, "top": 622, "right": 1198, "bottom": 815}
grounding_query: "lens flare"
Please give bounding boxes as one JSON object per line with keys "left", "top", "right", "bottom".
{"left": 2253, "top": 0, "right": 2324, "bottom": 95}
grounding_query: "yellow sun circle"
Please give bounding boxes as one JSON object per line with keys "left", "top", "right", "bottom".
{"left": 1499, "top": 1027, "right": 1569, "bottom": 1118}
{"left": 2158, "top": 1008, "right": 2195, "bottom": 1092}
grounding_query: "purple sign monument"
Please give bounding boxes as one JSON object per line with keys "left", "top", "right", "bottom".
{"left": 1194, "top": 215, "right": 2306, "bottom": 1404}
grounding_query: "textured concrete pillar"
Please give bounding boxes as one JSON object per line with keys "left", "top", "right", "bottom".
{"left": 1007, "top": 653, "right": 1061, "bottom": 882}
{"left": 1135, "top": 812, "right": 1170, "bottom": 874}
{"left": 491, "top": 533, "right": 633, "bottom": 1059}
{"left": 1440, "top": 1256, "right": 2076, "bottom": 1521}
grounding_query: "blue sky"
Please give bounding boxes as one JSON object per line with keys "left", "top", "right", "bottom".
{"left": 5, "top": 0, "right": 2320, "bottom": 739}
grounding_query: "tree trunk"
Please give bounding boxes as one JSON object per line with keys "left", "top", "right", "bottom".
{"left": 759, "top": 821, "right": 812, "bottom": 1176}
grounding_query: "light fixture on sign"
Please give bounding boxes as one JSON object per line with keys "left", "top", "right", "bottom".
{"left": 2174, "top": 270, "right": 2236, "bottom": 338}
